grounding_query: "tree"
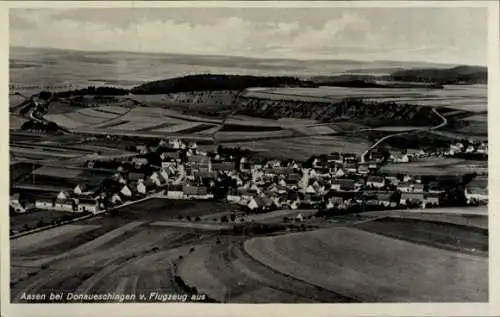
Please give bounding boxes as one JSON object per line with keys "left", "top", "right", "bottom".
{"left": 195, "top": 216, "right": 201, "bottom": 222}
{"left": 283, "top": 216, "right": 289, "bottom": 223}
{"left": 220, "top": 215, "right": 229, "bottom": 223}
{"left": 230, "top": 214, "right": 236, "bottom": 222}
{"left": 186, "top": 216, "right": 192, "bottom": 222}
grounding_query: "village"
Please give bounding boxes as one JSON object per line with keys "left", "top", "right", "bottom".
{"left": 9, "top": 135, "right": 488, "bottom": 230}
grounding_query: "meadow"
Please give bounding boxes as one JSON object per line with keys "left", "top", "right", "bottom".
{"left": 244, "top": 225, "right": 487, "bottom": 302}
{"left": 379, "top": 158, "right": 488, "bottom": 176}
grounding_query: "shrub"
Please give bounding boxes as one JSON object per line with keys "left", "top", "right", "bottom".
{"left": 189, "top": 247, "right": 195, "bottom": 253}
{"left": 178, "top": 255, "right": 184, "bottom": 260}
{"left": 178, "top": 215, "right": 183, "bottom": 220}
{"left": 230, "top": 214, "right": 236, "bottom": 222}
{"left": 186, "top": 216, "right": 192, "bottom": 221}
{"left": 195, "top": 216, "right": 201, "bottom": 222}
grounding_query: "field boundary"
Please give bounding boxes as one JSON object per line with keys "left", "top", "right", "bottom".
{"left": 9, "top": 194, "right": 162, "bottom": 240}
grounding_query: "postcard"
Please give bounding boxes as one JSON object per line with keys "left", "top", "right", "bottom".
{"left": 1, "top": 1, "right": 499, "bottom": 317}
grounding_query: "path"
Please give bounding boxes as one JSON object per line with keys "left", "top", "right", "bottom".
{"left": 360, "top": 107, "right": 447, "bottom": 163}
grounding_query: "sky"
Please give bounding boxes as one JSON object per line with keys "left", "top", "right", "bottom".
{"left": 10, "top": 7, "right": 488, "bottom": 65}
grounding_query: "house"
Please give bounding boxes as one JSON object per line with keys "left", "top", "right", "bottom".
{"left": 120, "top": 185, "right": 132, "bottom": 197}
{"left": 183, "top": 185, "right": 211, "bottom": 199}
{"left": 358, "top": 164, "right": 369, "bottom": 175}
{"left": 194, "top": 171, "right": 217, "bottom": 179}
{"left": 326, "top": 196, "right": 344, "bottom": 209}
{"left": 74, "top": 184, "right": 90, "bottom": 196}
{"left": 315, "top": 167, "right": 330, "bottom": 178}
{"left": 128, "top": 172, "right": 144, "bottom": 182}
{"left": 247, "top": 197, "right": 259, "bottom": 210}
{"left": 111, "top": 193, "right": 122, "bottom": 205}
{"left": 400, "top": 192, "right": 425, "bottom": 206}
{"left": 212, "top": 162, "right": 236, "bottom": 172}
{"left": 57, "top": 191, "right": 68, "bottom": 200}
{"left": 10, "top": 194, "right": 32, "bottom": 213}
{"left": 331, "top": 179, "right": 356, "bottom": 191}
{"left": 366, "top": 176, "right": 385, "bottom": 189}
{"left": 295, "top": 213, "right": 304, "bottom": 222}
{"left": 424, "top": 195, "right": 440, "bottom": 206}
{"left": 132, "top": 157, "right": 149, "bottom": 169}
{"left": 167, "top": 185, "right": 184, "bottom": 199}
{"left": 413, "top": 184, "right": 424, "bottom": 193}
{"left": 327, "top": 153, "right": 343, "bottom": 164}
{"left": 344, "top": 162, "right": 358, "bottom": 173}
{"left": 286, "top": 173, "right": 302, "bottom": 185}
{"left": 35, "top": 198, "right": 54, "bottom": 210}
{"left": 376, "top": 193, "right": 394, "bottom": 207}
{"left": 465, "top": 145, "right": 475, "bottom": 153}
{"left": 150, "top": 172, "right": 168, "bottom": 187}
{"left": 391, "top": 153, "right": 409, "bottom": 163}
{"left": 78, "top": 198, "right": 100, "bottom": 213}
{"left": 397, "top": 183, "right": 413, "bottom": 193}
{"left": 427, "top": 181, "right": 443, "bottom": 194}
{"left": 54, "top": 199, "right": 76, "bottom": 212}
{"left": 343, "top": 153, "right": 358, "bottom": 163}
{"left": 334, "top": 168, "right": 345, "bottom": 178}
{"left": 227, "top": 193, "right": 241, "bottom": 203}
{"left": 464, "top": 177, "right": 488, "bottom": 203}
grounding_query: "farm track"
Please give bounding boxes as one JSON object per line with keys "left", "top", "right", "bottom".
{"left": 361, "top": 107, "right": 447, "bottom": 162}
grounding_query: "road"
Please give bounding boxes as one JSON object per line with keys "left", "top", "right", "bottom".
{"left": 360, "top": 107, "right": 447, "bottom": 163}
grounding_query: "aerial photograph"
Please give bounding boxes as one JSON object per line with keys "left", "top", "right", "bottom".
{"left": 9, "top": 6, "right": 488, "bottom": 303}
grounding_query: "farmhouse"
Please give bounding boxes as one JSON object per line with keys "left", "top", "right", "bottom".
{"left": 10, "top": 193, "right": 32, "bottom": 213}
{"left": 120, "top": 185, "right": 133, "bottom": 197}
{"left": 167, "top": 185, "right": 184, "bottom": 199}
{"left": 54, "top": 198, "right": 76, "bottom": 212}
{"left": 111, "top": 193, "right": 122, "bottom": 205}
{"left": 400, "top": 192, "right": 425, "bottom": 206}
{"left": 465, "top": 177, "right": 488, "bottom": 203}
{"left": 366, "top": 176, "right": 385, "bottom": 189}
{"left": 78, "top": 198, "right": 100, "bottom": 213}
{"left": 424, "top": 195, "right": 440, "bottom": 206}
{"left": 397, "top": 183, "right": 413, "bottom": 193}
{"left": 327, "top": 153, "right": 343, "bottom": 164}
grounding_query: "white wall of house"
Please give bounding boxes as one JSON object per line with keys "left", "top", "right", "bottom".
{"left": 78, "top": 204, "right": 98, "bottom": 213}
{"left": 167, "top": 191, "right": 184, "bottom": 199}
{"left": 35, "top": 201, "right": 53, "bottom": 210}
{"left": 54, "top": 203, "right": 73, "bottom": 212}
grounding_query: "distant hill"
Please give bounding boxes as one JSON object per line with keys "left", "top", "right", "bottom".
{"left": 389, "top": 66, "right": 487, "bottom": 84}
{"left": 131, "top": 74, "right": 316, "bottom": 94}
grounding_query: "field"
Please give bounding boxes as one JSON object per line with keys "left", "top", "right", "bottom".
{"left": 10, "top": 115, "right": 26, "bottom": 130}
{"left": 379, "top": 158, "right": 488, "bottom": 176}
{"left": 45, "top": 105, "right": 223, "bottom": 136}
{"left": 220, "top": 135, "right": 372, "bottom": 160}
{"left": 244, "top": 225, "right": 487, "bottom": 302}
{"left": 10, "top": 209, "right": 82, "bottom": 233}
{"left": 10, "top": 199, "right": 234, "bottom": 303}
{"left": 245, "top": 85, "right": 487, "bottom": 113}
{"left": 10, "top": 202, "right": 488, "bottom": 303}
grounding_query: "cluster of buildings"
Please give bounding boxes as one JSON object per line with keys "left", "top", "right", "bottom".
{"left": 10, "top": 137, "right": 488, "bottom": 217}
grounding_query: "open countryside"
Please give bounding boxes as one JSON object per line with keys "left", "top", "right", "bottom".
{"left": 9, "top": 7, "right": 489, "bottom": 305}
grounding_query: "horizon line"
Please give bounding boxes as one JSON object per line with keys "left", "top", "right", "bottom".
{"left": 10, "top": 45, "right": 487, "bottom": 68}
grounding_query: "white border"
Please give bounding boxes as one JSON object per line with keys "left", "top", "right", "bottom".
{"left": 1, "top": 2, "right": 499, "bottom": 317}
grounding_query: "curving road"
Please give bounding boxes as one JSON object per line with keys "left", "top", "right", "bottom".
{"left": 360, "top": 107, "right": 447, "bottom": 163}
